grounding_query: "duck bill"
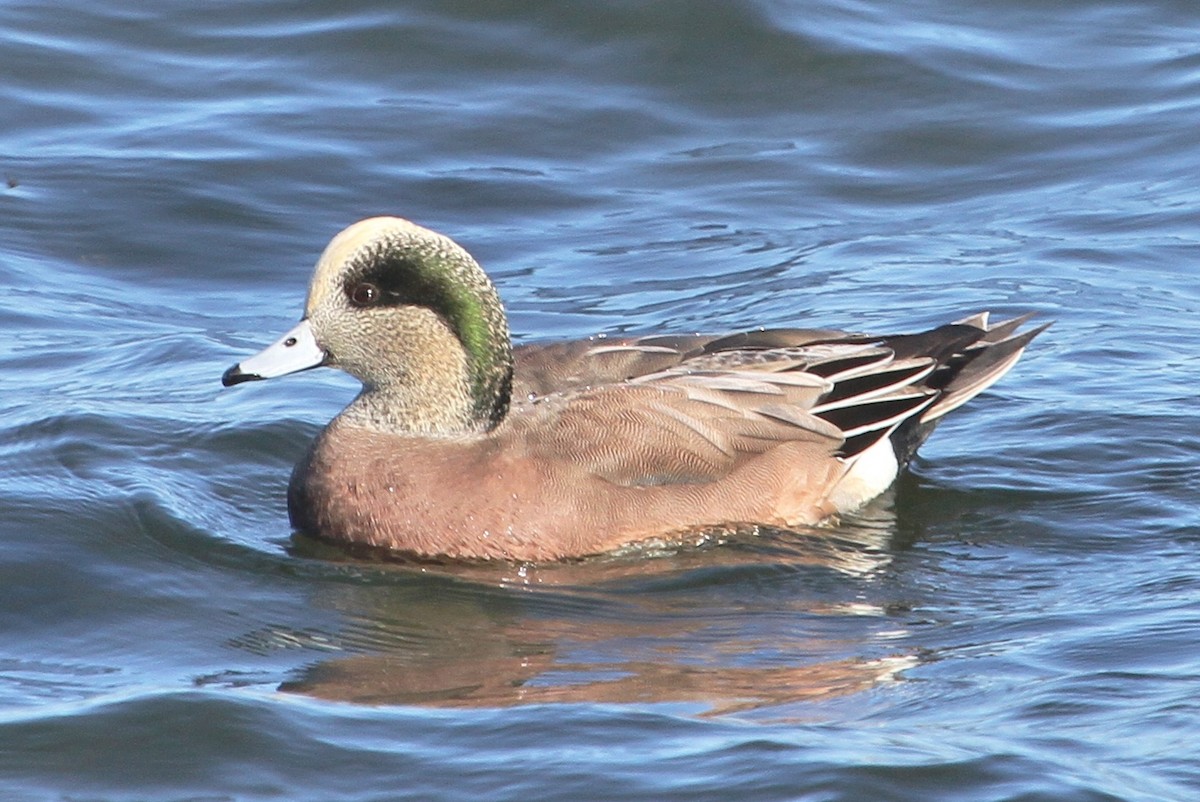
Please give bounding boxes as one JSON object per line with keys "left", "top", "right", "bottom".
{"left": 222, "top": 318, "right": 327, "bottom": 387}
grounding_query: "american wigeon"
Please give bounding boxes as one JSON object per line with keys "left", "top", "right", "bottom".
{"left": 223, "top": 217, "right": 1046, "bottom": 561}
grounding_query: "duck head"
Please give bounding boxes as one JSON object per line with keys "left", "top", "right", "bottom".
{"left": 222, "top": 217, "right": 513, "bottom": 436}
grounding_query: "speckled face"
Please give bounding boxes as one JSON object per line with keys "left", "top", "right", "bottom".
{"left": 302, "top": 217, "right": 514, "bottom": 430}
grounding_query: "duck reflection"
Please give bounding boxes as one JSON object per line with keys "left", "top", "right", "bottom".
{"left": 272, "top": 492, "right": 921, "bottom": 717}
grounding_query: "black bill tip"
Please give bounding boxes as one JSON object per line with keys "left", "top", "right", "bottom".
{"left": 221, "top": 364, "right": 262, "bottom": 387}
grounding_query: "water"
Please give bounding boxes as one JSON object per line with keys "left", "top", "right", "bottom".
{"left": 2, "top": 1, "right": 1199, "bottom": 799}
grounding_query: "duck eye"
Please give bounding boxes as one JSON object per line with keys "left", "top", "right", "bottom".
{"left": 349, "top": 282, "right": 381, "bottom": 307}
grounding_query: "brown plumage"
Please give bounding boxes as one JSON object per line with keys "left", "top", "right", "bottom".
{"left": 222, "top": 217, "right": 1047, "bottom": 561}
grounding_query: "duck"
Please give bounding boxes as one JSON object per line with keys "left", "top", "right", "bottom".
{"left": 222, "top": 216, "right": 1047, "bottom": 562}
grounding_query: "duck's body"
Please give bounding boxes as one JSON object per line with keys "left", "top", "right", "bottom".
{"left": 224, "top": 217, "right": 1046, "bottom": 562}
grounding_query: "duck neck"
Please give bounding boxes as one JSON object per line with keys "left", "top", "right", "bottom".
{"left": 337, "top": 331, "right": 513, "bottom": 438}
